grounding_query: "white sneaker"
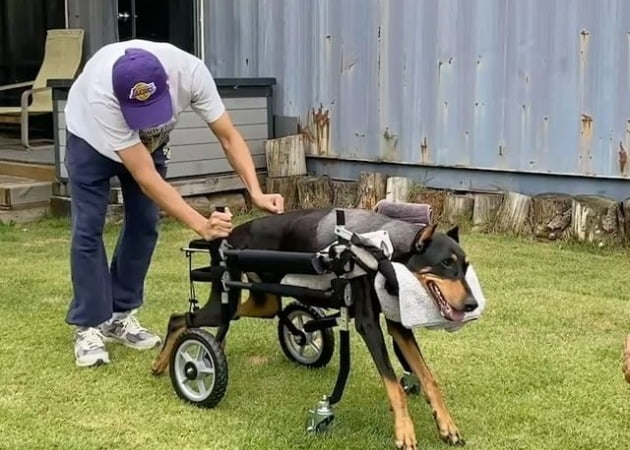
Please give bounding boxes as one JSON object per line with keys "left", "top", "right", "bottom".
{"left": 75, "top": 327, "right": 110, "bottom": 368}
{"left": 99, "top": 309, "right": 162, "bottom": 350}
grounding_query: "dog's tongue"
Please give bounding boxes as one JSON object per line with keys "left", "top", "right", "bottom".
{"left": 447, "top": 308, "right": 466, "bottom": 322}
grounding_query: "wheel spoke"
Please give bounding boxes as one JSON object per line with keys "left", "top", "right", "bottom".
{"left": 308, "top": 342, "right": 321, "bottom": 354}
{"left": 197, "top": 377, "right": 211, "bottom": 396}
{"left": 198, "top": 361, "right": 215, "bottom": 376}
{"left": 195, "top": 346, "right": 207, "bottom": 362}
{"left": 181, "top": 350, "right": 194, "bottom": 364}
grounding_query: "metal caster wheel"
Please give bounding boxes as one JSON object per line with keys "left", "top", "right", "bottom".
{"left": 306, "top": 396, "right": 335, "bottom": 433}
{"left": 278, "top": 302, "right": 335, "bottom": 368}
{"left": 169, "top": 328, "right": 228, "bottom": 408}
{"left": 400, "top": 372, "right": 421, "bottom": 396}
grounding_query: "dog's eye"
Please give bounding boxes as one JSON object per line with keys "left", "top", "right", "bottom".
{"left": 441, "top": 259, "right": 454, "bottom": 269}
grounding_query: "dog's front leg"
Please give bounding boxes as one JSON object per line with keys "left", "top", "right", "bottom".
{"left": 355, "top": 285, "right": 417, "bottom": 449}
{"left": 151, "top": 312, "right": 188, "bottom": 376}
{"left": 386, "top": 319, "right": 465, "bottom": 446}
{"left": 623, "top": 334, "right": 630, "bottom": 383}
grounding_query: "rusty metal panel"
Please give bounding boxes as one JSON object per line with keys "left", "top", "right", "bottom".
{"left": 204, "top": 0, "right": 630, "bottom": 179}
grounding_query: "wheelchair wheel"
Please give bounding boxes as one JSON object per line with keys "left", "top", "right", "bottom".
{"left": 169, "top": 328, "right": 228, "bottom": 409}
{"left": 278, "top": 302, "right": 335, "bottom": 368}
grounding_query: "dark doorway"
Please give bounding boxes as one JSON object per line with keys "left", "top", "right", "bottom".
{"left": 117, "top": 0, "right": 197, "bottom": 55}
{"left": 0, "top": 0, "right": 66, "bottom": 106}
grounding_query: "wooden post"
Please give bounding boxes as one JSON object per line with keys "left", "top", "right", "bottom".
{"left": 622, "top": 197, "right": 630, "bottom": 245}
{"left": 265, "top": 135, "right": 307, "bottom": 178}
{"left": 571, "top": 195, "right": 623, "bottom": 246}
{"left": 531, "top": 193, "right": 573, "bottom": 241}
{"left": 266, "top": 176, "right": 302, "bottom": 210}
{"left": 297, "top": 176, "right": 333, "bottom": 209}
{"left": 472, "top": 193, "right": 503, "bottom": 232}
{"left": 330, "top": 180, "right": 358, "bottom": 208}
{"left": 385, "top": 177, "right": 412, "bottom": 203}
{"left": 493, "top": 191, "right": 533, "bottom": 235}
{"left": 444, "top": 193, "right": 474, "bottom": 224}
{"left": 357, "top": 171, "right": 388, "bottom": 210}
{"left": 408, "top": 188, "right": 447, "bottom": 224}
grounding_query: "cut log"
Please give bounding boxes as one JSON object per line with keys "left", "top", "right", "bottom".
{"left": 265, "top": 135, "right": 307, "bottom": 178}
{"left": 444, "top": 193, "right": 474, "bottom": 225}
{"left": 493, "top": 191, "right": 533, "bottom": 235}
{"left": 408, "top": 188, "right": 447, "bottom": 224}
{"left": 530, "top": 193, "right": 573, "bottom": 241}
{"left": 186, "top": 193, "right": 247, "bottom": 216}
{"left": 623, "top": 198, "right": 630, "bottom": 245}
{"left": 385, "top": 177, "right": 413, "bottom": 203}
{"left": 297, "top": 176, "right": 333, "bottom": 209}
{"left": 266, "top": 175, "right": 303, "bottom": 211}
{"left": 571, "top": 195, "right": 622, "bottom": 246}
{"left": 330, "top": 180, "right": 358, "bottom": 208}
{"left": 472, "top": 193, "right": 504, "bottom": 232}
{"left": 357, "top": 171, "right": 388, "bottom": 210}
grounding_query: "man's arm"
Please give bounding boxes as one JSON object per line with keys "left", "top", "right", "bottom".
{"left": 117, "top": 142, "right": 233, "bottom": 238}
{"left": 208, "top": 111, "right": 265, "bottom": 200}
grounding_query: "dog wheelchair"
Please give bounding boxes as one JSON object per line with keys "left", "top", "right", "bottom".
{"left": 167, "top": 209, "right": 421, "bottom": 433}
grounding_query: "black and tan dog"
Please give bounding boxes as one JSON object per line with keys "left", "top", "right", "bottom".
{"left": 152, "top": 207, "right": 478, "bottom": 449}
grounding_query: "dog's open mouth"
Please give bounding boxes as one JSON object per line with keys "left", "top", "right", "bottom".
{"left": 426, "top": 281, "right": 465, "bottom": 322}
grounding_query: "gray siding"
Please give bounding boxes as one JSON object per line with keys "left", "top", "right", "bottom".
{"left": 164, "top": 97, "right": 269, "bottom": 179}
{"left": 53, "top": 96, "right": 270, "bottom": 181}
{"left": 55, "top": 99, "right": 68, "bottom": 180}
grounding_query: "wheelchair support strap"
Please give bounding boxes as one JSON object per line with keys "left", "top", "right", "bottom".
{"left": 329, "top": 306, "right": 351, "bottom": 406}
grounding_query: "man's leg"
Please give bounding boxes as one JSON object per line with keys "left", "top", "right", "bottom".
{"left": 101, "top": 148, "right": 168, "bottom": 350}
{"left": 65, "top": 133, "right": 118, "bottom": 367}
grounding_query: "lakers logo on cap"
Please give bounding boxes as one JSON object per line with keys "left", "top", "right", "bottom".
{"left": 129, "top": 82, "right": 157, "bottom": 101}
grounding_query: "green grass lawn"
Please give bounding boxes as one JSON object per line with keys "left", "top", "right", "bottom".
{"left": 1, "top": 214, "right": 629, "bottom": 450}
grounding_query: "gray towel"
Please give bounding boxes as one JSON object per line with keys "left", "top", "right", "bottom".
{"left": 374, "top": 199, "right": 433, "bottom": 225}
{"left": 374, "top": 262, "right": 486, "bottom": 331}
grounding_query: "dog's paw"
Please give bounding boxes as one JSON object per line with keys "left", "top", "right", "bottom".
{"left": 394, "top": 416, "right": 417, "bottom": 450}
{"left": 441, "top": 431, "right": 465, "bottom": 447}
{"left": 434, "top": 412, "right": 465, "bottom": 446}
{"left": 151, "top": 356, "right": 168, "bottom": 376}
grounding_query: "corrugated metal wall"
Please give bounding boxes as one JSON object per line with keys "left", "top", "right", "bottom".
{"left": 67, "top": 0, "right": 118, "bottom": 61}
{"left": 205, "top": 0, "right": 630, "bottom": 180}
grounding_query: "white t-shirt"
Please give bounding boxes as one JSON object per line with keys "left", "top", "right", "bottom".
{"left": 65, "top": 40, "right": 225, "bottom": 162}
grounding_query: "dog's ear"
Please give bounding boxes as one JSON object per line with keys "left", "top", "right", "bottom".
{"left": 413, "top": 224, "right": 436, "bottom": 252}
{"left": 446, "top": 226, "right": 459, "bottom": 243}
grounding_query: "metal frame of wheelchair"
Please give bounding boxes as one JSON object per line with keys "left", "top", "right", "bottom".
{"left": 167, "top": 209, "right": 420, "bottom": 433}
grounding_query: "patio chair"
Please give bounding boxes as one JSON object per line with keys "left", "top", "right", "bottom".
{"left": 0, "top": 28, "right": 84, "bottom": 150}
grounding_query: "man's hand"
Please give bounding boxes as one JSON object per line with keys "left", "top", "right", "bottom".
{"left": 209, "top": 113, "right": 285, "bottom": 213}
{"left": 199, "top": 208, "right": 234, "bottom": 240}
{"left": 252, "top": 193, "right": 285, "bottom": 214}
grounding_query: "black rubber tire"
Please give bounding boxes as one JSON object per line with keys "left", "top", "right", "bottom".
{"left": 277, "top": 302, "right": 335, "bottom": 368}
{"left": 169, "top": 328, "right": 228, "bottom": 409}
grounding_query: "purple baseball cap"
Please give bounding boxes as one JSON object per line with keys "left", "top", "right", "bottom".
{"left": 112, "top": 48, "right": 173, "bottom": 130}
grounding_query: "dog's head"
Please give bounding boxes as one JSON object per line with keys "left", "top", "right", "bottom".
{"left": 404, "top": 224, "right": 477, "bottom": 322}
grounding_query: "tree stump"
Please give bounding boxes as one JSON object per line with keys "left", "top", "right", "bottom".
{"left": 472, "top": 193, "right": 503, "bottom": 232}
{"left": 408, "top": 189, "right": 447, "bottom": 224}
{"left": 297, "top": 176, "right": 333, "bottom": 209}
{"left": 530, "top": 193, "right": 573, "bottom": 241}
{"left": 385, "top": 177, "right": 413, "bottom": 203}
{"left": 266, "top": 176, "right": 302, "bottom": 211}
{"left": 571, "top": 195, "right": 622, "bottom": 246}
{"left": 330, "top": 180, "right": 358, "bottom": 208}
{"left": 493, "top": 191, "right": 533, "bottom": 235}
{"left": 265, "top": 135, "right": 307, "bottom": 177}
{"left": 444, "top": 193, "right": 474, "bottom": 225}
{"left": 622, "top": 198, "right": 630, "bottom": 245}
{"left": 357, "top": 171, "right": 388, "bottom": 210}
